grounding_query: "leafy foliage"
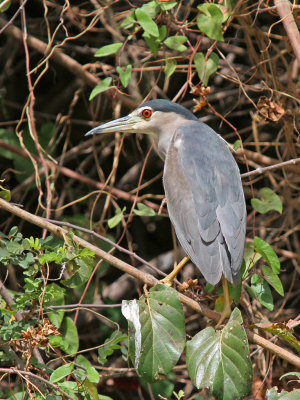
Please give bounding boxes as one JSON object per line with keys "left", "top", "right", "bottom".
{"left": 123, "top": 284, "right": 186, "bottom": 382}
{"left": 186, "top": 308, "right": 253, "bottom": 400}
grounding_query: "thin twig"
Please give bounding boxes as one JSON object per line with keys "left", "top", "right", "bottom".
{"left": 241, "top": 157, "right": 300, "bottom": 178}
{"left": 0, "top": 368, "right": 74, "bottom": 399}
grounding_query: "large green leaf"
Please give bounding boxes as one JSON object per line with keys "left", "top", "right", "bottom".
{"left": 186, "top": 308, "right": 252, "bottom": 400}
{"left": 254, "top": 237, "right": 280, "bottom": 274}
{"left": 251, "top": 187, "right": 282, "bottom": 214}
{"left": 122, "top": 284, "right": 186, "bottom": 382}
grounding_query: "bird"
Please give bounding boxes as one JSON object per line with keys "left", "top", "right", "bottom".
{"left": 85, "top": 99, "right": 246, "bottom": 326}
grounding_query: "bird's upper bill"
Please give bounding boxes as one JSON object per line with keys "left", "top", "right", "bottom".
{"left": 85, "top": 115, "right": 142, "bottom": 136}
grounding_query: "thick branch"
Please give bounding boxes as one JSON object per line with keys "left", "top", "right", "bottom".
{"left": 1, "top": 198, "right": 300, "bottom": 368}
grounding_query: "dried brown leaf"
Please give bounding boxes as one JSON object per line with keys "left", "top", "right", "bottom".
{"left": 257, "top": 96, "right": 285, "bottom": 122}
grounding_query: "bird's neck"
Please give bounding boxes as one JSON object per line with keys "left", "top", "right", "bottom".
{"left": 151, "top": 129, "right": 174, "bottom": 160}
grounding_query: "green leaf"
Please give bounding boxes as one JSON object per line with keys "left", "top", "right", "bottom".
{"left": 75, "top": 355, "right": 100, "bottom": 384}
{"left": 0, "top": 0, "right": 11, "bottom": 12}
{"left": 143, "top": 25, "right": 166, "bottom": 55}
{"left": 47, "top": 284, "right": 65, "bottom": 327}
{"left": 247, "top": 274, "right": 274, "bottom": 310}
{"left": 205, "top": 283, "right": 215, "bottom": 293}
{"left": 133, "top": 203, "right": 156, "bottom": 217}
{"left": 94, "top": 43, "right": 123, "bottom": 57}
{"left": 262, "top": 265, "right": 284, "bottom": 296}
{"left": 61, "top": 252, "right": 94, "bottom": 289}
{"left": 50, "top": 363, "right": 74, "bottom": 383}
{"left": 120, "top": 11, "right": 136, "bottom": 29}
{"left": 266, "top": 387, "right": 300, "bottom": 399}
{"left": 256, "top": 324, "right": 300, "bottom": 354}
{"left": 122, "top": 284, "right": 186, "bottom": 382}
{"left": 98, "top": 331, "right": 127, "bottom": 365}
{"left": 233, "top": 140, "right": 242, "bottom": 151}
{"left": 186, "top": 308, "right": 252, "bottom": 399}
{"left": 0, "top": 185, "right": 11, "bottom": 201}
{"left": 159, "top": 1, "right": 177, "bottom": 11}
{"left": 197, "top": 4, "right": 224, "bottom": 41}
{"left": 251, "top": 187, "right": 282, "bottom": 214}
{"left": 89, "top": 78, "right": 115, "bottom": 101}
{"left": 164, "top": 59, "right": 177, "bottom": 79}
{"left": 254, "top": 236, "right": 280, "bottom": 274}
{"left": 60, "top": 317, "right": 79, "bottom": 354}
{"left": 140, "top": 1, "right": 160, "bottom": 18}
{"left": 217, "top": 281, "right": 242, "bottom": 303}
{"left": 194, "top": 52, "right": 219, "bottom": 86}
{"left": 108, "top": 206, "right": 126, "bottom": 228}
{"left": 140, "top": 373, "right": 175, "bottom": 399}
{"left": 164, "top": 36, "right": 187, "bottom": 52}
{"left": 135, "top": 8, "right": 159, "bottom": 37}
{"left": 82, "top": 379, "right": 98, "bottom": 400}
{"left": 243, "top": 241, "right": 261, "bottom": 277}
{"left": 116, "top": 65, "right": 132, "bottom": 88}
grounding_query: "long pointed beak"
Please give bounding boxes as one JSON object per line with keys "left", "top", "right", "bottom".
{"left": 85, "top": 115, "right": 141, "bottom": 136}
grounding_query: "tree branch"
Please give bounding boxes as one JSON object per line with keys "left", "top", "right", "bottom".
{"left": 274, "top": 0, "right": 300, "bottom": 64}
{"left": 0, "top": 16, "right": 137, "bottom": 110}
{"left": 241, "top": 157, "right": 300, "bottom": 178}
{"left": 1, "top": 198, "right": 300, "bottom": 368}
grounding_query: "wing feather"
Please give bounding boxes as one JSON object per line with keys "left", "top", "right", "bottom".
{"left": 163, "top": 122, "right": 246, "bottom": 285}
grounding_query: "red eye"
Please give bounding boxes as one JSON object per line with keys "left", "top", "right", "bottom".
{"left": 141, "top": 109, "right": 152, "bottom": 119}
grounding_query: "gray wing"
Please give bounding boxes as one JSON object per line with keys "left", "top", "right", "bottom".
{"left": 163, "top": 121, "right": 246, "bottom": 285}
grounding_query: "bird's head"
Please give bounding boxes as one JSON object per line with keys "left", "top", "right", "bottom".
{"left": 85, "top": 99, "right": 198, "bottom": 156}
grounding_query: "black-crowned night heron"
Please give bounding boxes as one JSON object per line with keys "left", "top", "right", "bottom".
{"left": 86, "top": 99, "right": 246, "bottom": 326}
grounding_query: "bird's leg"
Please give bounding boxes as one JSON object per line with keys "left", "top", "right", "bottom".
{"left": 161, "top": 256, "right": 189, "bottom": 286}
{"left": 216, "top": 275, "right": 232, "bottom": 328}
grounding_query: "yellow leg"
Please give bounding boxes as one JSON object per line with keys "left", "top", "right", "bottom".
{"left": 216, "top": 275, "right": 232, "bottom": 328}
{"left": 161, "top": 256, "right": 190, "bottom": 286}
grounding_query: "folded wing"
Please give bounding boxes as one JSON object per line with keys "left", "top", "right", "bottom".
{"left": 163, "top": 122, "right": 246, "bottom": 285}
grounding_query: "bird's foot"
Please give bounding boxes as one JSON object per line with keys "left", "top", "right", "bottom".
{"left": 160, "top": 257, "right": 190, "bottom": 287}
{"left": 160, "top": 276, "right": 173, "bottom": 287}
{"left": 215, "top": 301, "right": 232, "bottom": 329}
